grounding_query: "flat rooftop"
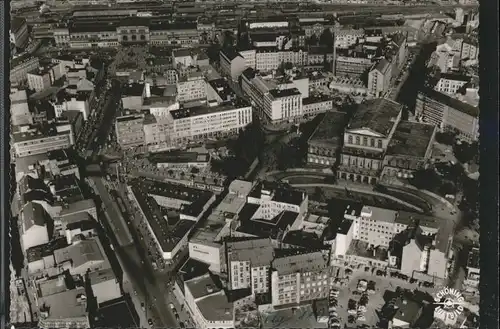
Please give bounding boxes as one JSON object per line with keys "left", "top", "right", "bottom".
{"left": 387, "top": 121, "right": 435, "bottom": 158}
{"left": 196, "top": 292, "right": 234, "bottom": 322}
{"left": 261, "top": 304, "right": 328, "bottom": 329}
{"left": 170, "top": 99, "right": 250, "bottom": 120}
{"left": 348, "top": 98, "right": 402, "bottom": 136}
{"left": 226, "top": 238, "right": 275, "bottom": 267}
{"left": 308, "top": 111, "right": 347, "bottom": 148}
{"left": 419, "top": 87, "right": 478, "bottom": 118}
{"left": 190, "top": 180, "right": 252, "bottom": 246}
{"left": 148, "top": 151, "right": 209, "bottom": 164}
{"left": 273, "top": 250, "right": 329, "bottom": 276}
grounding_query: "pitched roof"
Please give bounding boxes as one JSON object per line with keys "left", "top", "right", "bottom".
{"left": 22, "top": 202, "right": 48, "bottom": 231}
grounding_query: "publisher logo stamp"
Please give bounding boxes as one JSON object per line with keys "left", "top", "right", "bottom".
{"left": 434, "top": 287, "right": 465, "bottom": 320}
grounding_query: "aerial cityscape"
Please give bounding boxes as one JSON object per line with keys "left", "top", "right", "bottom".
{"left": 8, "top": 0, "right": 481, "bottom": 328}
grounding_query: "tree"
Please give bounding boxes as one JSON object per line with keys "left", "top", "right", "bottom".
{"left": 435, "top": 131, "right": 456, "bottom": 145}
{"left": 409, "top": 168, "right": 442, "bottom": 191}
{"left": 191, "top": 167, "right": 200, "bottom": 174}
{"left": 319, "top": 28, "right": 334, "bottom": 48}
{"left": 307, "top": 34, "right": 318, "bottom": 46}
{"left": 453, "top": 141, "right": 478, "bottom": 164}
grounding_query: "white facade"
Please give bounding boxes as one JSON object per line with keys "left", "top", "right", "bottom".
{"left": 188, "top": 242, "right": 224, "bottom": 273}
{"left": 54, "top": 97, "right": 91, "bottom": 121}
{"left": 177, "top": 74, "right": 207, "bottom": 102}
{"left": 13, "top": 126, "right": 74, "bottom": 158}
{"left": 435, "top": 77, "right": 468, "bottom": 95}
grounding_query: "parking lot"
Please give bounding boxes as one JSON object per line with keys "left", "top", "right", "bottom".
{"left": 331, "top": 266, "right": 441, "bottom": 328}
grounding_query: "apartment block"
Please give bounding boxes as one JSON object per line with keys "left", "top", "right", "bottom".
{"left": 226, "top": 238, "right": 274, "bottom": 295}
{"left": 10, "top": 17, "right": 29, "bottom": 48}
{"left": 271, "top": 251, "right": 330, "bottom": 308}
{"left": 368, "top": 58, "right": 392, "bottom": 98}
{"left": 434, "top": 73, "right": 470, "bottom": 95}
{"left": 220, "top": 48, "right": 247, "bottom": 81}
{"left": 27, "top": 63, "right": 65, "bottom": 92}
{"left": 115, "top": 114, "right": 146, "bottom": 149}
{"left": 177, "top": 72, "right": 207, "bottom": 102}
{"left": 10, "top": 54, "right": 40, "bottom": 85}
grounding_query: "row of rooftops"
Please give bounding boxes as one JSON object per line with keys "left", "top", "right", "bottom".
{"left": 226, "top": 237, "right": 329, "bottom": 275}
{"left": 128, "top": 179, "right": 214, "bottom": 252}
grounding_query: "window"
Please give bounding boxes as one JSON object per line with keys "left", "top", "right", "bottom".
{"left": 377, "top": 139, "right": 382, "bottom": 148}
{"left": 356, "top": 136, "right": 360, "bottom": 145}
{"left": 370, "top": 138, "right": 375, "bottom": 147}
{"left": 348, "top": 135, "right": 353, "bottom": 144}
{"left": 363, "top": 137, "right": 368, "bottom": 146}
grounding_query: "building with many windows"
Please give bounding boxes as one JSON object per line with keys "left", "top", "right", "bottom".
{"left": 415, "top": 87, "right": 479, "bottom": 141}
{"left": 11, "top": 54, "right": 40, "bottom": 85}
{"left": 115, "top": 114, "right": 146, "bottom": 149}
{"left": 367, "top": 58, "right": 392, "bottom": 98}
{"left": 13, "top": 124, "right": 75, "bottom": 158}
{"left": 434, "top": 73, "right": 470, "bottom": 95}
{"left": 338, "top": 98, "right": 403, "bottom": 184}
{"left": 27, "top": 63, "right": 65, "bottom": 92}
{"left": 226, "top": 238, "right": 275, "bottom": 295}
{"left": 270, "top": 250, "right": 331, "bottom": 308}
{"left": 176, "top": 72, "right": 207, "bottom": 103}
{"left": 10, "top": 17, "right": 29, "bottom": 49}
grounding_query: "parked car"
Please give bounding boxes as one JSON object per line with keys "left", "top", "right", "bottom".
{"left": 148, "top": 319, "right": 153, "bottom": 326}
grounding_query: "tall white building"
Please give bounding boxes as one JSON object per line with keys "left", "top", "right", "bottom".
{"left": 226, "top": 238, "right": 275, "bottom": 295}
{"left": 270, "top": 251, "right": 330, "bottom": 308}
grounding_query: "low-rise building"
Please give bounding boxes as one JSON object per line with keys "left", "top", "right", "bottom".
{"left": 20, "top": 202, "right": 50, "bottom": 252}
{"left": 13, "top": 123, "right": 75, "bottom": 158}
{"left": 184, "top": 273, "right": 235, "bottom": 329}
{"left": 302, "top": 95, "right": 333, "bottom": 118}
{"left": 37, "top": 278, "right": 90, "bottom": 329}
{"left": 463, "top": 247, "right": 479, "bottom": 290}
{"left": 434, "top": 73, "right": 470, "bottom": 95}
{"left": 10, "top": 88, "right": 33, "bottom": 127}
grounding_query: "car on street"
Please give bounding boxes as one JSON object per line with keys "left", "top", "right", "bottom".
{"left": 148, "top": 319, "right": 153, "bottom": 326}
